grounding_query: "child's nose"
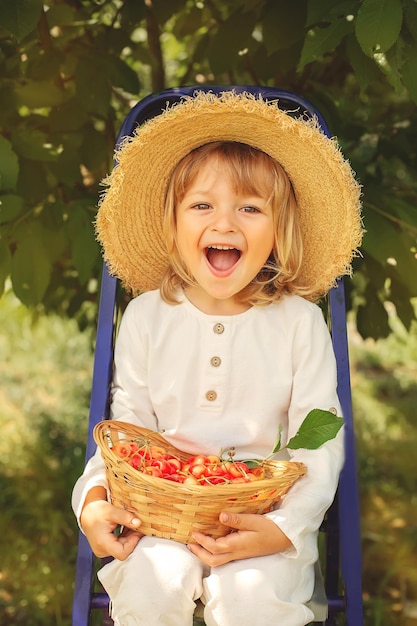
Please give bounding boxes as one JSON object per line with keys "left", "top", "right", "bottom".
{"left": 211, "top": 207, "right": 237, "bottom": 232}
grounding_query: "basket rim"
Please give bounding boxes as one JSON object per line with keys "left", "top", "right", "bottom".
{"left": 94, "top": 420, "right": 307, "bottom": 495}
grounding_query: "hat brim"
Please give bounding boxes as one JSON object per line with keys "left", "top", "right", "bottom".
{"left": 96, "top": 91, "right": 363, "bottom": 300}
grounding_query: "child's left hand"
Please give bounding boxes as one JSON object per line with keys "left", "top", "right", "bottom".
{"left": 188, "top": 512, "right": 292, "bottom": 566}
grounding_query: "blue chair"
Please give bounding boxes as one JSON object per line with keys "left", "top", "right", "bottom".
{"left": 72, "top": 86, "right": 363, "bottom": 626}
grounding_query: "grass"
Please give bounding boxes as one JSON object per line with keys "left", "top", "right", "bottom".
{"left": 0, "top": 290, "right": 93, "bottom": 625}
{"left": 349, "top": 310, "right": 417, "bottom": 625}
{"left": 0, "top": 289, "right": 416, "bottom": 625}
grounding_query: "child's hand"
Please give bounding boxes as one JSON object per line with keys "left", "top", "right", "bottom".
{"left": 188, "top": 512, "right": 292, "bottom": 567}
{"left": 81, "top": 492, "right": 143, "bottom": 561}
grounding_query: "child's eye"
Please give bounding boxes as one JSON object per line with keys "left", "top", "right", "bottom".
{"left": 241, "top": 205, "right": 260, "bottom": 213}
{"left": 191, "top": 203, "right": 211, "bottom": 210}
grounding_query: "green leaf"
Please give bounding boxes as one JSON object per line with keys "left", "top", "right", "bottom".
{"left": 272, "top": 424, "right": 283, "bottom": 454}
{"left": 357, "top": 283, "right": 390, "bottom": 340}
{"left": 377, "top": 36, "right": 406, "bottom": 94}
{"left": 355, "top": 0, "right": 403, "bottom": 56}
{"left": 388, "top": 197, "right": 417, "bottom": 231}
{"left": 12, "top": 130, "right": 59, "bottom": 162}
{"left": 0, "top": 84, "right": 18, "bottom": 124}
{"left": 173, "top": 6, "right": 205, "bottom": 39}
{"left": 152, "top": 0, "right": 185, "bottom": 24}
{"left": 306, "top": 0, "right": 358, "bottom": 27}
{"left": 16, "top": 159, "right": 48, "bottom": 204}
{"left": 346, "top": 35, "right": 382, "bottom": 93}
{"left": 404, "top": 2, "right": 417, "bottom": 41}
{"left": 11, "top": 221, "right": 52, "bottom": 306}
{"left": 286, "top": 409, "right": 344, "bottom": 450}
{"left": 79, "top": 127, "right": 109, "bottom": 172}
{"left": 299, "top": 17, "right": 353, "bottom": 69}
{"left": 0, "top": 136, "right": 19, "bottom": 191}
{"left": 263, "top": 0, "right": 308, "bottom": 54}
{"left": 0, "top": 241, "right": 12, "bottom": 298}
{"left": 14, "top": 79, "right": 66, "bottom": 108}
{"left": 390, "top": 276, "right": 415, "bottom": 332}
{"left": 41, "top": 224, "right": 68, "bottom": 265}
{"left": 362, "top": 209, "right": 417, "bottom": 295}
{"left": 49, "top": 146, "right": 83, "bottom": 186}
{"left": 65, "top": 203, "right": 89, "bottom": 240}
{"left": 244, "top": 460, "right": 261, "bottom": 469}
{"left": 0, "top": 194, "right": 24, "bottom": 223}
{"left": 120, "top": 0, "right": 146, "bottom": 29}
{"left": 207, "top": 11, "right": 257, "bottom": 73}
{"left": 251, "top": 42, "right": 302, "bottom": 79}
{"left": 27, "top": 49, "right": 63, "bottom": 81}
{"left": 106, "top": 56, "right": 140, "bottom": 96}
{"left": 402, "top": 41, "right": 417, "bottom": 105}
{"left": 0, "top": 0, "right": 43, "bottom": 42}
{"left": 75, "top": 61, "right": 111, "bottom": 117}
{"left": 72, "top": 223, "right": 99, "bottom": 286}
{"left": 49, "top": 98, "right": 89, "bottom": 133}
{"left": 190, "top": 31, "right": 211, "bottom": 65}
{"left": 45, "top": 4, "right": 76, "bottom": 28}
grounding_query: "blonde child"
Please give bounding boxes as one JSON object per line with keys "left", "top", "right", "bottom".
{"left": 73, "top": 91, "right": 362, "bottom": 626}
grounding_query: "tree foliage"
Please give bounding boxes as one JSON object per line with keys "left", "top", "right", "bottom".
{"left": 0, "top": 0, "right": 416, "bottom": 338}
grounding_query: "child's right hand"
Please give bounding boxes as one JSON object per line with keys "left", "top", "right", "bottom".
{"left": 80, "top": 487, "right": 143, "bottom": 560}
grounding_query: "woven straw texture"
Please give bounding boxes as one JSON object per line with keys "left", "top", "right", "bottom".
{"left": 96, "top": 90, "right": 363, "bottom": 301}
{"left": 94, "top": 421, "right": 307, "bottom": 544}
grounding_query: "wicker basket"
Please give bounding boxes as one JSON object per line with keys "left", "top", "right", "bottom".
{"left": 94, "top": 421, "right": 307, "bottom": 544}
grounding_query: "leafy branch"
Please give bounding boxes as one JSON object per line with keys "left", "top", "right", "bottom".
{"left": 273, "top": 408, "right": 344, "bottom": 453}
{"left": 367, "top": 202, "right": 417, "bottom": 236}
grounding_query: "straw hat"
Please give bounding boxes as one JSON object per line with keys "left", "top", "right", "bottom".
{"left": 96, "top": 90, "right": 363, "bottom": 300}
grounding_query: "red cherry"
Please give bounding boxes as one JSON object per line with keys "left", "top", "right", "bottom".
{"left": 190, "top": 464, "right": 209, "bottom": 479}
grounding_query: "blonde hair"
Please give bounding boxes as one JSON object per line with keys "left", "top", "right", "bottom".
{"left": 161, "top": 141, "right": 308, "bottom": 306}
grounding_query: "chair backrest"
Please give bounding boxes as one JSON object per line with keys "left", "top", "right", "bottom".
{"left": 72, "top": 86, "right": 363, "bottom": 626}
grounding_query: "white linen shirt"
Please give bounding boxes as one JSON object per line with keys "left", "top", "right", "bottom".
{"left": 72, "top": 290, "right": 344, "bottom": 559}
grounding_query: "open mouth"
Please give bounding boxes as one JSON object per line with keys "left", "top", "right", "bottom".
{"left": 205, "top": 245, "right": 241, "bottom": 272}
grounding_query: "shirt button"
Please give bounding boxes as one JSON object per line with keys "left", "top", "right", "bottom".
{"left": 205, "top": 390, "right": 217, "bottom": 401}
{"left": 210, "top": 356, "right": 221, "bottom": 367}
{"left": 213, "top": 323, "right": 224, "bottom": 334}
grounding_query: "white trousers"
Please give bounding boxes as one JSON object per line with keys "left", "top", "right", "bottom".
{"left": 98, "top": 536, "right": 315, "bottom": 626}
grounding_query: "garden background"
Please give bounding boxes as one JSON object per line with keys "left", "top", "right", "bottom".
{"left": 0, "top": 1, "right": 416, "bottom": 624}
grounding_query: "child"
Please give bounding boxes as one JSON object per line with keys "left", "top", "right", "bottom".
{"left": 72, "top": 91, "right": 363, "bottom": 626}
